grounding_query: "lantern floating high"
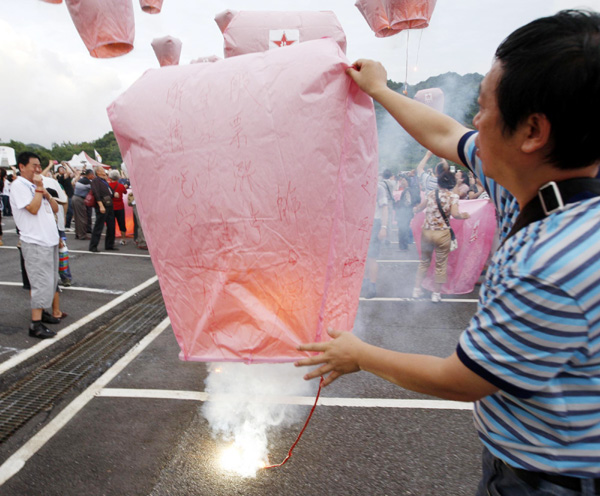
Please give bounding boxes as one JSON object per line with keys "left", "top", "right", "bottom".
{"left": 355, "top": 0, "right": 437, "bottom": 37}
{"left": 151, "top": 35, "right": 182, "bottom": 67}
{"left": 65, "top": 0, "right": 135, "bottom": 58}
{"left": 139, "top": 0, "right": 163, "bottom": 14}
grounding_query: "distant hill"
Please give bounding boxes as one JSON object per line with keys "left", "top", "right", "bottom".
{"left": 377, "top": 72, "right": 483, "bottom": 171}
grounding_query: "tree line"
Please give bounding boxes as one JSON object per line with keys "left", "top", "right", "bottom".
{"left": 1, "top": 131, "right": 123, "bottom": 169}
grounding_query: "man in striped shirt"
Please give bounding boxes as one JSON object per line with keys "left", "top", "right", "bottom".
{"left": 297, "top": 10, "right": 600, "bottom": 495}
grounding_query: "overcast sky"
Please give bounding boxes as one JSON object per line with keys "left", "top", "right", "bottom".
{"left": 0, "top": 0, "right": 597, "bottom": 148}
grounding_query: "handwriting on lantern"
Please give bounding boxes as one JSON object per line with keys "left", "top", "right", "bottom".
{"left": 229, "top": 114, "right": 248, "bottom": 149}
{"left": 233, "top": 160, "right": 255, "bottom": 192}
{"left": 277, "top": 181, "right": 301, "bottom": 223}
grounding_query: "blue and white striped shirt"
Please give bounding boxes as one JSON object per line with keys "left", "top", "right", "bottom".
{"left": 457, "top": 131, "right": 600, "bottom": 477}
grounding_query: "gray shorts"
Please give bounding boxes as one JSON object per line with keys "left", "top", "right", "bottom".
{"left": 21, "top": 241, "right": 59, "bottom": 310}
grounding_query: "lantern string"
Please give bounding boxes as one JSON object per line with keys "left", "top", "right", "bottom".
{"left": 404, "top": 30, "right": 411, "bottom": 95}
{"left": 263, "top": 376, "right": 324, "bottom": 469}
{"left": 415, "top": 29, "right": 424, "bottom": 69}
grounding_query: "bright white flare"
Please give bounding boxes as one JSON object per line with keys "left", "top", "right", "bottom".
{"left": 220, "top": 441, "right": 268, "bottom": 478}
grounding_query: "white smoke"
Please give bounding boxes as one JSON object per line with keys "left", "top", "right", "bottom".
{"left": 202, "top": 362, "right": 318, "bottom": 477}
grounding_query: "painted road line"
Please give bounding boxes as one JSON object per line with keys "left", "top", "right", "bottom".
{"left": 0, "top": 275, "right": 159, "bottom": 376}
{"left": 0, "top": 317, "right": 171, "bottom": 487}
{"left": 377, "top": 259, "right": 420, "bottom": 263}
{"left": 359, "top": 297, "right": 478, "bottom": 303}
{"left": 97, "top": 388, "right": 473, "bottom": 410}
{"left": 0, "top": 246, "right": 150, "bottom": 258}
{"left": 0, "top": 282, "right": 125, "bottom": 295}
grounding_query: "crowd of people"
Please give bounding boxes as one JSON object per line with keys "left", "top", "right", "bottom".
{"left": 367, "top": 149, "right": 490, "bottom": 302}
{"left": 5, "top": 154, "right": 147, "bottom": 339}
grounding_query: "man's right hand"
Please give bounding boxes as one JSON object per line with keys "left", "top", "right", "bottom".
{"left": 346, "top": 59, "right": 389, "bottom": 98}
{"left": 33, "top": 173, "right": 44, "bottom": 188}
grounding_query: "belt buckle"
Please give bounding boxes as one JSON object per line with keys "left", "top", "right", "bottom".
{"left": 538, "top": 181, "right": 565, "bottom": 216}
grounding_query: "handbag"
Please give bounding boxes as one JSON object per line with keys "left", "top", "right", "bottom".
{"left": 435, "top": 189, "right": 458, "bottom": 252}
{"left": 84, "top": 190, "right": 96, "bottom": 208}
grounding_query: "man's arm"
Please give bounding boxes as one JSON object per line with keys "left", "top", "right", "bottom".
{"left": 347, "top": 60, "right": 470, "bottom": 164}
{"left": 41, "top": 160, "right": 55, "bottom": 177}
{"left": 25, "top": 174, "right": 58, "bottom": 215}
{"left": 296, "top": 329, "right": 498, "bottom": 402}
{"left": 415, "top": 150, "right": 433, "bottom": 177}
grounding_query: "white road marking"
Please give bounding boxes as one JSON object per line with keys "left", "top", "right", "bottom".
{"left": 0, "top": 317, "right": 171, "bottom": 487}
{"left": 359, "top": 297, "right": 478, "bottom": 303}
{"left": 0, "top": 245, "right": 150, "bottom": 258}
{"left": 0, "top": 282, "right": 124, "bottom": 295}
{"left": 0, "top": 276, "right": 159, "bottom": 376}
{"left": 97, "top": 388, "right": 473, "bottom": 410}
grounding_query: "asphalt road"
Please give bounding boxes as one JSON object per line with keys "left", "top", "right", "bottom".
{"left": 0, "top": 214, "right": 483, "bottom": 495}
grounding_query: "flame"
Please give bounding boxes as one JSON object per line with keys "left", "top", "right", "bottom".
{"left": 219, "top": 442, "right": 269, "bottom": 477}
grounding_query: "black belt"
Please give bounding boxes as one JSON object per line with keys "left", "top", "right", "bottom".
{"left": 503, "top": 460, "right": 600, "bottom": 493}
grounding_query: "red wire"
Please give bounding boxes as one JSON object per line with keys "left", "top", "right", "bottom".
{"left": 263, "top": 376, "right": 324, "bottom": 469}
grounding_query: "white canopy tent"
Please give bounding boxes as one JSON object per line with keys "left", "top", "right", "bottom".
{"left": 0, "top": 146, "right": 16, "bottom": 167}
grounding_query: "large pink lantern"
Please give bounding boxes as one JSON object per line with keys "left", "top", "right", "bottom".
{"left": 414, "top": 87, "right": 444, "bottom": 113}
{"left": 151, "top": 36, "right": 182, "bottom": 67}
{"left": 355, "top": 0, "right": 437, "bottom": 37}
{"left": 108, "top": 38, "right": 378, "bottom": 364}
{"left": 139, "top": 0, "right": 163, "bottom": 14}
{"left": 215, "top": 10, "right": 347, "bottom": 58}
{"left": 65, "top": 0, "right": 135, "bottom": 58}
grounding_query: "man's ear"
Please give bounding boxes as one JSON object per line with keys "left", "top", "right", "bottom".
{"left": 520, "top": 113, "right": 551, "bottom": 154}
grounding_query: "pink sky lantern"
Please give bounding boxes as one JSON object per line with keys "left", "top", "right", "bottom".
{"left": 214, "top": 9, "right": 347, "bottom": 58}
{"left": 151, "top": 35, "right": 182, "bottom": 67}
{"left": 355, "top": 0, "right": 437, "bottom": 37}
{"left": 107, "top": 38, "right": 378, "bottom": 363}
{"left": 139, "top": 0, "right": 163, "bottom": 14}
{"left": 65, "top": 0, "right": 135, "bottom": 58}
{"left": 411, "top": 199, "right": 496, "bottom": 294}
{"left": 414, "top": 87, "right": 444, "bottom": 113}
{"left": 40, "top": 0, "right": 63, "bottom": 4}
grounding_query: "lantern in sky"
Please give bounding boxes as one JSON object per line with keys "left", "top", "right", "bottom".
{"left": 39, "top": 0, "right": 63, "bottom": 4}
{"left": 355, "top": 0, "right": 437, "bottom": 37}
{"left": 414, "top": 87, "right": 444, "bottom": 113}
{"left": 139, "top": 0, "right": 163, "bottom": 14}
{"left": 108, "top": 38, "right": 378, "bottom": 363}
{"left": 214, "top": 10, "right": 347, "bottom": 58}
{"left": 151, "top": 35, "right": 182, "bottom": 67}
{"left": 65, "top": 0, "right": 135, "bottom": 58}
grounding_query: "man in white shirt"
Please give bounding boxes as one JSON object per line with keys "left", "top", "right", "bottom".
{"left": 9, "top": 152, "right": 66, "bottom": 339}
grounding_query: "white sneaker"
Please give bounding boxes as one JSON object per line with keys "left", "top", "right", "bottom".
{"left": 412, "top": 287, "right": 424, "bottom": 299}
{"left": 431, "top": 292, "right": 441, "bottom": 303}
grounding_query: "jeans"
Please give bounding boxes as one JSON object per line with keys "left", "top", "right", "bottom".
{"left": 477, "top": 447, "right": 599, "bottom": 496}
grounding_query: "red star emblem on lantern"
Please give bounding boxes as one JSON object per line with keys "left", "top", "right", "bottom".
{"left": 273, "top": 32, "right": 296, "bottom": 47}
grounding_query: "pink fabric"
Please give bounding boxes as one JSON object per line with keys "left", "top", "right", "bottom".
{"left": 151, "top": 35, "right": 182, "bottom": 67}
{"left": 214, "top": 10, "right": 347, "bottom": 58}
{"left": 65, "top": 0, "right": 135, "bottom": 58}
{"left": 355, "top": 0, "right": 437, "bottom": 37}
{"left": 411, "top": 199, "right": 496, "bottom": 294}
{"left": 140, "top": 0, "right": 163, "bottom": 14}
{"left": 107, "top": 38, "right": 378, "bottom": 363}
{"left": 414, "top": 87, "right": 444, "bottom": 113}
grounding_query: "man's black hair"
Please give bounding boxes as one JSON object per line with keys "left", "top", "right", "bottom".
{"left": 17, "top": 151, "right": 41, "bottom": 168}
{"left": 382, "top": 169, "right": 392, "bottom": 180}
{"left": 437, "top": 171, "right": 457, "bottom": 190}
{"left": 495, "top": 10, "right": 600, "bottom": 170}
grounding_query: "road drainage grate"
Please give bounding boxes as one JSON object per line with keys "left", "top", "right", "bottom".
{"left": 0, "top": 288, "right": 167, "bottom": 444}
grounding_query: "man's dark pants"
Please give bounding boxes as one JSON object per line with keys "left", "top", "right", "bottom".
{"left": 89, "top": 206, "right": 116, "bottom": 251}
